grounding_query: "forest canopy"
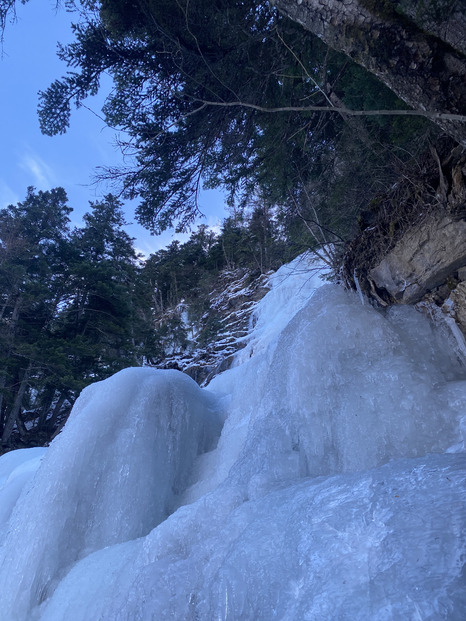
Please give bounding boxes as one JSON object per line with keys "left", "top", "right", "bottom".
{"left": 3, "top": 0, "right": 464, "bottom": 237}
{"left": 33, "top": 0, "right": 459, "bottom": 237}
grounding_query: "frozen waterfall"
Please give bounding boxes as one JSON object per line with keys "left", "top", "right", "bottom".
{"left": 0, "top": 254, "right": 465, "bottom": 620}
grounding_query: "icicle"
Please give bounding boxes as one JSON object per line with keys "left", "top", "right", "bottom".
{"left": 353, "top": 270, "right": 365, "bottom": 305}
{"left": 417, "top": 299, "right": 466, "bottom": 366}
{"left": 443, "top": 315, "right": 466, "bottom": 365}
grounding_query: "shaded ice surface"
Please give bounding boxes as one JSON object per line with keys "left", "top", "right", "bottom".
{"left": 0, "top": 447, "right": 46, "bottom": 530}
{"left": 0, "top": 253, "right": 465, "bottom": 620}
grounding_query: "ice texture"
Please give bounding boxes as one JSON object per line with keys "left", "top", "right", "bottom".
{"left": 0, "top": 369, "right": 221, "bottom": 620}
{"left": 0, "top": 447, "right": 46, "bottom": 531}
{"left": 0, "top": 254, "right": 465, "bottom": 620}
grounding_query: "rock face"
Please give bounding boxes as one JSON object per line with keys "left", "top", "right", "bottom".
{"left": 447, "top": 281, "right": 466, "bottom": 337}
{"left": 369, "top": 214, "right": 466, "bottom": 304}
{"left": 367, "top": 210, "right": 466, "bottom": 345}
{"left": 342, "top": 142, "right": 466, "bottom": 341}
{"left": 273, "top": 0, "right": 466, "bottom": 146}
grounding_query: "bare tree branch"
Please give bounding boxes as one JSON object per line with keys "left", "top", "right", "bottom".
{"left": 194, "top": 99, "right": 466, "bottom": 123}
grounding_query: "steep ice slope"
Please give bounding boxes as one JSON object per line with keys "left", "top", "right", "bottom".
{"left": 0, "top": 253, "right": 465, "bottom": 620}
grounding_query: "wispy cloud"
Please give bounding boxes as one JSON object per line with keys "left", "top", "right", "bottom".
{"left": 0, "top": 179, "right": 20, "bottom": 209}
{"left": 205, "top": 216, "right": 222, "bottom": 236}
{"left": 19, "top": 151, "right": 56, "bottom": 189}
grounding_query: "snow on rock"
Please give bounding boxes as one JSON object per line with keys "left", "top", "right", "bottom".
{"left": 0, "top": 253, "right": 465, "bottom": 620}
{"left": 158, "top": 267, "right": 272, "bottom": 385}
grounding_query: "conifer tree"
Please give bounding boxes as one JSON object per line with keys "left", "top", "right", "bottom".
{"left": 56, "top": 195, "right": 141, "bottom": 382}
{"left": 34, "top": 0, "right": 450, "bottom": 241}
{"left": 0, "top": 187, "right": 72, "bottom": 444}
{"left": 0, "top": 190, "right": 149, "bottom": 449}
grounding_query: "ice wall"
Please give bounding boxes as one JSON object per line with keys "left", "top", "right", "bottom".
{"left": 0, "top": 254, "right": 465, "bottom": 620}
{"left": 0, "top": 447, "right": 46, "bottom": 530}
{"left": 0, "top": 368, "right": 221, "bottom": 620}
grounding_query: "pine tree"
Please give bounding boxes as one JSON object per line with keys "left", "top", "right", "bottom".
{"left": 56, "top": 195, "right": 141, "bottom": 383}
{"left": 0, "top": 190, "right": 151, "bottom": 450}
{"left": 37, "top": 1, "right": 358, "bottom": 233}
{"left": 0, "top": 187, "right": 72, "bottom": 445}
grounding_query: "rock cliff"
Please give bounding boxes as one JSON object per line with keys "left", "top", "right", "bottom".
{"left": 342, "top": 142, "right": 466, "bottom": 346}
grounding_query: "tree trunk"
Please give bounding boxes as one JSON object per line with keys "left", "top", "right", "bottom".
{"left": 1, "top": 364, "right": 31, "bottom": 445}
{"left": 36, "top": 388, "right": 56, "bottom": 431}
{"left": 272, "top": 0, "right": 466, "bottom": 145}
{"left": 0, "top": 294, "right": 23, "bottom": 440}
{"left": 0, "top": 371, "right": 7, "bottom": 429}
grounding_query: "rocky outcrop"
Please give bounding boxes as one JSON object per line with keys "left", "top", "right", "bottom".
{"left": 369, "top": 214, "right": 466, "bottom": 304}
{"left": 443, "top": 279, "right": 466, "bottom": 340}
{"left": 451, "top": 280, "right": 466, "bottom": 334}
{"left": 273, "top": 0, "right": 466, "bottom": 146}
{"left": 342, "top": 141, "right": 466, "bottom": 339}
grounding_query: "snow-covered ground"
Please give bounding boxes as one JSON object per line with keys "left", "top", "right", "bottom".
{"left": 0, "top": 253, "right": 465, "bottom": 620}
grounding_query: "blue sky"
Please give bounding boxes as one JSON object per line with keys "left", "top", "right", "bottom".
{"left": 0, "top": 2, "right": 227, "bottom": 255}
